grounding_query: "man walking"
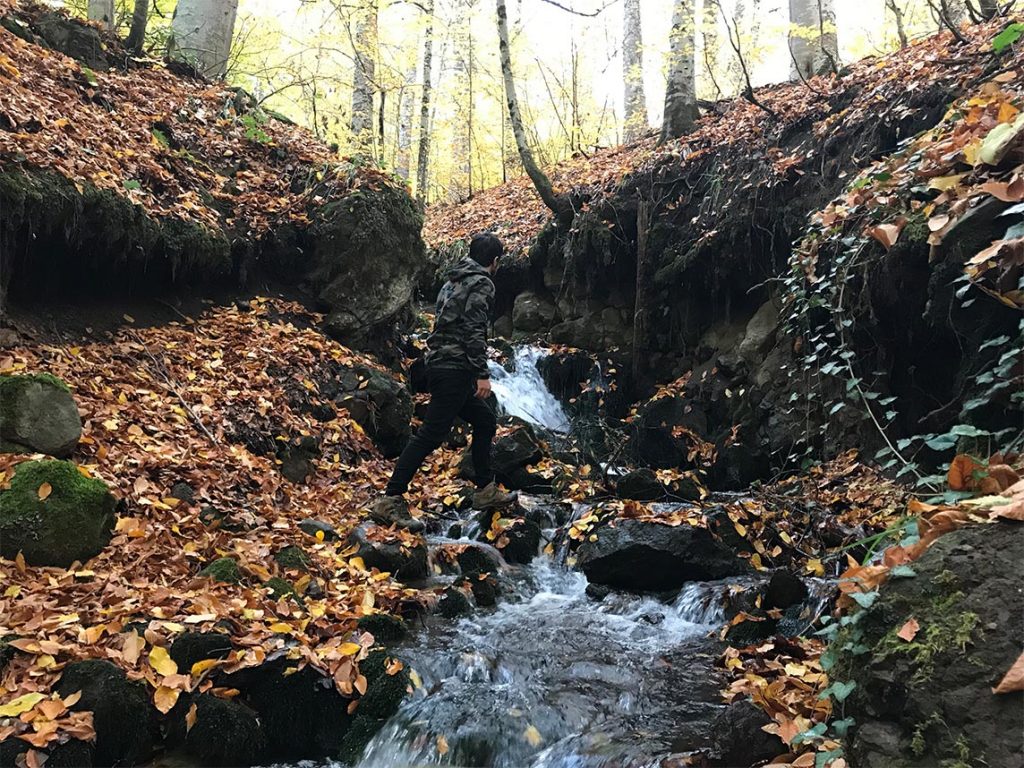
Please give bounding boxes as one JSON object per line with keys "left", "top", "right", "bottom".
{"left": 370, "top": 233, "right": 517, "bottom": 530}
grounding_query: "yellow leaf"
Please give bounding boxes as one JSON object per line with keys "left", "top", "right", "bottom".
{"left": 37, "top": 482, "right": 52, "bottom": 501}
{"left": 190, "top": 658, "right": 222, "bottom": 677}
{"left": 437, "top": 735, "right": 449, "bottom": 756}
{"left": 339, "top": 642, "right": 362, "bottom": 656}
{"left": 524, "top": 725, "right": 543, "bottom": 747}
{"left": 148, "top": 645, "right": 178, "bottom": 676}
{"left": 409, "top": 669, "right": 423, "bottom": 689}
{"left": 805, "top": 558, "right": 825, "bottom": 577}
{"left": 153, "top": 686, "right": 180, "bottom": 714}
{"left": 750, "top": 553, "right": 765, "bottom": 570}
{"left": 0, "top": 692, "right": 45, "bottom": 717}
{"left": 348, "top": 557, "right": 366, "bottom": 572}
{"left": 733, "top": 522, "right": 747, "bottom": 537}
{"left": 4, "top": 585, "right": 21, "bottom": 598}
{"left": 268, "top": 622, "right": 294, "bottom": 634}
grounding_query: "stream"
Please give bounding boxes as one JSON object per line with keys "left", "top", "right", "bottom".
{"left": 353, "top": 348, "right": 742, "bottom": 767}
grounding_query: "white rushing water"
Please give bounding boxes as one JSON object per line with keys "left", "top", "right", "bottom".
{"left": 488, "top": 347, "right": 571, "bottom": 433}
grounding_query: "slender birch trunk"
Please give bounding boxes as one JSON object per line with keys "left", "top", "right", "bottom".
{"left": 87, "top": 0, "right": 115, "bottom": 30}
{"left": 622, "top": 0, "right": 648, "bottom": 143}
{"left": 351, "top": 0, "right": 378, "bottom": 154}
{"left": 788, "top": 0, "right": 838, "bottom": 80}
{"left": 661, "top": 0, "right": 699, "bottom": 141}
{"left": 415, "top": 0, "right": 435, "bottom": 202}
{"left": 168, "top": 0, "right": 239, "bottom": 79}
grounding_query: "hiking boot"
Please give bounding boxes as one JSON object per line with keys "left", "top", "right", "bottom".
{"left": 472, "top": 482, "right": 518, "bottom": 510}
{"left": 368, "top": 495, "right": 425, "bottom": 533}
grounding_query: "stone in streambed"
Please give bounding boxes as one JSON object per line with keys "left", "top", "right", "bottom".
{"left": 709, "top": 699, "right": 782, "bottom": 767}
{"left": 299, "top": 517, "right": 338, "bottom": 540}
{"left": 357, "top": 613, "right": 408, "bottom": 642}
{"left": 576, "top": 518, "right": 748, "bottom": 592}
{"left": 337, "top": 648, "right": 411, "bottom": 763}
{"left": 56, "top": 659, "right": 154, "bottom": 766}
{"left": 348, "top": 524, "right": 428, "bottom": 581}
{"left": 166, "top": 693, "right": 267, "bottom": 766}
{"left": 614, "top": 468, "right": 665, "bottom": 501}
{"left": 0, "top": 459, "right": 116, "bottom": 567}
{"left": 437, "top": 585, "right": 473, "bottom": 618}
{"left": 170, "top": 631, "right": 233, "bottom": 672}
{"left": 0, "top": 373, "right": 81, "bottom": 457}
{"left": 0, "top": 738, "right": 94, "bottom": 768}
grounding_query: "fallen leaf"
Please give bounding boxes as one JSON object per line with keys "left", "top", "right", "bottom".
{"left": 185, "top": 702, "right": 198, "bottom": 732}
{"left": 524, "top": 724, "right": 543, "bottom": 747}
{"left": 993, "top": 652, "right": 1024, "bottom": 694}
{"left": 148, "top": 645, "right": 178, "bottom": 677}
{"left": 37, "top": 482, "right": 52, "bottom": 500}
{"left": 897, "top": 617, "right": 920, "bottom": 642}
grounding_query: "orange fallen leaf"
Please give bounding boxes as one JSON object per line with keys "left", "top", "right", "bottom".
{"left": 993, "top": 652, "right": 1024, "bottom": 694}
{"left": 37, "top": 482, "right": 52, "bottom": 500}
{"left": 897, "top": 617, "right": 920, "bottom": 642}
{"left": 948, "top": 454, "right": 982, "bottom": 491}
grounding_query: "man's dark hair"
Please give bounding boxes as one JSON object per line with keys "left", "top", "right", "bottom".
{"left": 469, "top": 232, "right": 503, "bottom": 267}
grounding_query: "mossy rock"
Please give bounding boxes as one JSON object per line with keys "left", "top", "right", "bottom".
{"left": 274, "top": 544, "right": 311, "bottom": 571}
{"left": 265, "top": 576, "right": 296, "bottom": 600}
{"left": 199, "top": 557, "right": 242, "bottom": 584}
{"left": 356, "top": 613, "right": 408, "bottom": 643}
{"left": 167, "top": 693, "right": 267, "bottom": 767}
{"left": 0, "top": 373, "right": 81, "bottom": 458}
{"left": 338, "top": 648, "right": 411, "bottom": 763}
{"left": 0, "top": 459, "right": 115, "bottom": 567}
{"left": 170, "top": 631, "right": 233, "bottom": 672}
{"left": 56, "top": 659, "right": 154, "bottom": 766}
{"left": 225, "top": 659, "right": 353, "bottom": 760}
{"left": 0, "top": 737, "right": 94, "bottom": 768}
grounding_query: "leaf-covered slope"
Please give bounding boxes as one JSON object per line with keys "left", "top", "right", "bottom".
{"left": 426, "top": 19, "right": 1019, "bottom": 263}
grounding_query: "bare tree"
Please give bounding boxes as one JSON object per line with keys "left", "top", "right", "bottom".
{"left": 351, "top": 0, "right": 378, "bottom": 153}
{"left": 168, "top": 0, "right": 239, "bottom": 79}
{"left": 622, "top": 0, "right": 648, "bottom": 142}
{"left": 788, "top": 0, "right": 838, "bottom": 80}
{"left": 885, "top": 0, "right": 909, "bottom": 47}
{"left": 416, "top": 0, "right": 435, "bottom": 201}
{"left": 496, "top": 0, "right": 567, "bottom": 216}
{"left": 395, "top": 65, "right": 416, "bottom": 182}
{"left": 87, "top": 0, "right": 115, "bottom": 30}
{"left": 125, "top": 0, "right": 149, "bottom": 53}
{"left": 661, "top": 0, "right": 699, "bottom": 141}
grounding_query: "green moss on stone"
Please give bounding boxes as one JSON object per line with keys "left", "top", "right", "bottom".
{"left": 265, "top": 576, "right": 295, "bottom": 599}
{"left": 274, "top": 544, "right": 311, "bottom": 571}
{"left": 0, "top": 459, "right": 115, "bottom": 566}
{"left": 356, "top": 614, "right": 407, "bottom": 643}
{"left": 199, "top": 557, "right": 242, "bottom": 584}
{"left": 875, "top": 591, "right": 979, "bottom": 683}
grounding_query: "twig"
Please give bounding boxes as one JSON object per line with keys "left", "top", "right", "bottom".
{"left": 130, "top": 331, "right": 219, "bottom": 445}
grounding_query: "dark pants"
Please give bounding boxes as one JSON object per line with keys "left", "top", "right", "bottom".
{"left": 385, "top": 368, "right": 497, "bottom": 496}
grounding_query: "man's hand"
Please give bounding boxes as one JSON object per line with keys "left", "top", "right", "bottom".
{"left": 475, "top": 378, "right": 492, "bottom": 399}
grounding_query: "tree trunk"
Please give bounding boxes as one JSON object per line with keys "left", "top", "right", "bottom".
{"left": 125, "top": 0, "right": 149, "bottom": 53}
{"left": 885, "top": 0, "right": 909, "bottom": 47}
{"left": 415, "top": 0, "right": 435, "bottom": 202}
{"left": 87, "top": 0, "right": 115, "bottom": 30}
{"left": 622, "top": 0, "right": 648, "bottom": 143}
{"left": 661, "top": 0, "right": 699, "bottom": 142}
{"left": 632, "top": 197, "right": 652, "bottom": 382}
{"left": 351, "top": 0, "right": 378, "bottom": 154}
{"left": 395, "top": 66, "right": 416, "bottom": 183}
{"left": 168, "top": 0, "right": 238, "bottom": 80}
{"left": 496, "top": 0, "right": 566, "bottom": 216}
{"left": 788, "top": 0, "right": 838, "bottom": 80}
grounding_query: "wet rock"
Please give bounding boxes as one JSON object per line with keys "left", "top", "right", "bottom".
{"left": 167, "top": 693, "right": 267, "bottom": 766}
{"left": 708, "top": 435, "right": 772, "bottom": 491}
{"left": 629, "top": 394, "right": 707, "bottom": 469}
{"left": 299, "top": 517, "right": 338, "bottom": 540}
{"left": 0, "top": 459, "right": 116, "bottom": 567}
{"left": 763, "top": 570, "right": 809, "bottom": 611}
{"left": 615, "top": 468, "right": 665, "bottom": 501}
{"left": 460, "top": 572, "right": 499, "bottom": 606}
{"left": 492, "top": 426, "right": 543, "bottom": 478}
{"left": 527, "top": 502, "right": 572, "bottom": 527}
{"left": 709, "top": 699, "right": 781, "bottom": 767}
{"left": 437, "top": 585, "right": 473, "bottom": 618}
{"left": 704, "top": 505, "right": 754, "bottom": 554}
{"left": 536, "top": 349, "right": 595, "bottom": 403}
{"left": 277, "top": 435, "right": 319, "bottom": 483}
{"left": 840, "top": 524, "right": 1024, "bottom": 768}
{"left": 338, "top": 648, "right": 411, "bottom": 763}
{"left": 357, "top": 613, "right": 408, "bottom": 642}
{"left": 227, "top": 660, "right": 351, "bottom": 760}
{"left": 332, "top": 365, "right": 413, "bottom": 458}
{"left": 0, "top": 373, "right": 82, "bottom": 457}
{"left": 56, "top": 659, "right": 154, "bottom": 766}
{"left": 493, "top": 313, "right": 513, "bottom": 338}
{"left": 199, "top": 556, "right": 242, "bottom": 584}
{"left": 512, "top": 290, "right": 558, "bottom": 332}
{"left": 170, "top": 631, "right": 233, "bottom": 672}
{"left": 349, "top": 525, "right": 428, "bottom": 582}
{"left": 585, "top": 583, "right": 612, "bottom": 601}
{"left": 577, "top": 519, "right": 748, "bottom": 592}
{"left": 498, "top": 518, "right": 542, "bottom": 565}
{"left": 456, "top": 543, "right": 503, "bottom": 574}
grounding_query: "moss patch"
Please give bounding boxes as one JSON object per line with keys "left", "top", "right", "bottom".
{"left": 274, "top": 544, "right": 310, "bottom": 571}
{"left": 356, "top": 614, "right": 407, "bottom": 643}
{"left": 199, "top": 557, "right": 242, "bottom": 584}
{"left": 874, "top": 591, "right": 979, "bottom": 683}
{"left": 0, "top": 459, "right": 115, "bottom": 566}
{"left": 265, "top": 576, "right": 295, "bottom": 599}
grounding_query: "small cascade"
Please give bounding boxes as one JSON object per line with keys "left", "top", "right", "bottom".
{"left": 488, "top": 346, "right": 571, "bottom": 433}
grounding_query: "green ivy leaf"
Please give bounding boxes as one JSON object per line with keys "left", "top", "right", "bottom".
{"left": 992, "top": 22, "right": 1024, "bottom": 53}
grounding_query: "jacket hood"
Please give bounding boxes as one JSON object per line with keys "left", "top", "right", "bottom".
{"left": 445, "top": 256, "right": 492, "bottom": 283}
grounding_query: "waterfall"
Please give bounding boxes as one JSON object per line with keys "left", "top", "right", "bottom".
{"left": 487, "top": 347, "right": 571, "bottom": 434}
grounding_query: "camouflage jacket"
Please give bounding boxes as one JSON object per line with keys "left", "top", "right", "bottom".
{"left": 425, "top": 257, "right": 494, "bottom": 378}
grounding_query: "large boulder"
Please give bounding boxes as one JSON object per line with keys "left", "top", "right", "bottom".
{"left": 166, "top": 693, "right": 267, "bottom": 767}
{"left": 838, "top": 523, "right": 1024, "bottom": 768}
{"left": 576, "top": 518, "right": 748, "bottom": 592}
{"left": 348, "top": 524, "right": 428, "bottom": 582}
{"left": 615, "top": 468, "right": 665, "bottom": 501}
{"left": 709, "top": 699, "right": 782, "bottom": 767}
{"left": 629, "top": 393, "right": 707, "bottom": 469}
{"left": 0, "top": 459, "right": 116, "bottom": 567}
{"left": 0, "top": 373, "right": 82, "bottom": 457}
{"left": 56, "top": 659, "right": 154, "bottom": 766}
{"left": 338, "top": 648, "right": 411, "bottom": 763}
{"left": 492, "top": 426, "right": 543, "bottom": 478}
{"left": 311, "top": 184, "right": 425, "bottom": 349}
{"left": 512, "top": 291, "right": 558, "bottom": 333}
